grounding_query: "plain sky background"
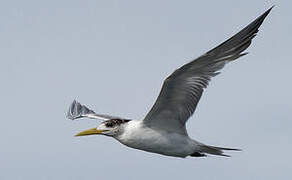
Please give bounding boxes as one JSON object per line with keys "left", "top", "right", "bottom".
{"left": 1, "top": 0, "right": 291, "bottom": 179}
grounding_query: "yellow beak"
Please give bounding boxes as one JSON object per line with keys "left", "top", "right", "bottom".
{"left": 75, "top": 128, "right": 106, "bottom": 137}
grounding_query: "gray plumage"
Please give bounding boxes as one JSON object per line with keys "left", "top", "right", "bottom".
{"left": 68, "top": 7, "right": 273, "bottom": 158}
{"left": 67, "top": 100, "right": 122, "bottom": 121}
{"left": 143, "top": 7, "right": 273, "bottom": 135}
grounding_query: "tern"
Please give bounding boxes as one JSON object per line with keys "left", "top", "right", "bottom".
{"left": 67, "top": 7, "right": 272, "bottom": 158}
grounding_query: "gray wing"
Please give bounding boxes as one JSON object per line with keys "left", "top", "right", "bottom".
{"left": 143, "top": 7, "right": 272, "bottom": 135}
{"left": 66, "top": 100, "right": 121, "bottom": 120}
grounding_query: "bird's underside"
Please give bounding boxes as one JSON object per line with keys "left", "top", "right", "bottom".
{"left": 68, "top": 101, "right": 240, "bottom": 157}
{"left": 67, "top": 7, "right": 272, "bottom": 158}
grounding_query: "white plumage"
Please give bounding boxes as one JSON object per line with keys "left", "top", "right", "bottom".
{"left": 117, "top": 120, "right": 198, "bottom": 157}
{"left": 67, "top": 7, "right": 272, "bottom": 158}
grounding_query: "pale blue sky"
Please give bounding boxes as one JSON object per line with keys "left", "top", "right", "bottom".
{"left": 1, "top": 0, "right": 291, "bottom": 179}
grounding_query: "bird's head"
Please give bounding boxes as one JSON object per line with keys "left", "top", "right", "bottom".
{"left": 75, "top": 119, "right": 131, "bottom": 137}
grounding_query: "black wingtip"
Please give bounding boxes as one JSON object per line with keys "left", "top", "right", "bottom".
{"left": 260, "top": 6, "right": 274, "bottom": 20}
{"left": 66, "top": 100, "right": 80, "bottom": 120}
{"left": 256, "top": 6, "right": 273, "bottom": 22}
{"left": 267, "top": 5, "right": 274, "bottom": 14}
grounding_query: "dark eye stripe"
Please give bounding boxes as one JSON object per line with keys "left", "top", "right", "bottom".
{"left": 104, "top": 119, "right": 131, "bottom": 127}
{"left": 106, "top": 122, "right": 114, "bottom": 127}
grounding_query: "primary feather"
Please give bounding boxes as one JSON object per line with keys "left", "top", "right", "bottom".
{"left": 69, "top": 7, "right": 273, "bottom": 158}
{"left": 143, "top": 7, "right": 273, "bottom": 135}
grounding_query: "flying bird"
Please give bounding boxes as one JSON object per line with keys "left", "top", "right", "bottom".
{"left": 67, "top": 7, "right": 272, "bottom": 158}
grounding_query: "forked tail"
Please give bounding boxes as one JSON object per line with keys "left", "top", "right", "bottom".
{"left": 190, "top": 144, "right": 241, "bottom": 157}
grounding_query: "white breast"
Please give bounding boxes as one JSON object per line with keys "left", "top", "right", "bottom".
{"left": 115, "top": 120, "right": 198, "bottom": 157}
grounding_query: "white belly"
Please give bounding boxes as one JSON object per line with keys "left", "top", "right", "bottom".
{"left": 115, "top": 121, "right": 197, "bottom": 157}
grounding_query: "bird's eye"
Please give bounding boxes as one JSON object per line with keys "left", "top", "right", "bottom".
{"left": 106, "top": 122, "right": 114, "bottom": 127}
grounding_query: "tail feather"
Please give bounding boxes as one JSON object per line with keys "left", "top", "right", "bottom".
{"left": 207, "top": 145, "right": 242, "bottom": 151}
{"left": 198, "top": 145, "right": 241, "bottom": 157}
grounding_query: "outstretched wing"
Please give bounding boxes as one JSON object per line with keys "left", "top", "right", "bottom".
{"left": 66, "top": 100, "right": 121, "bottom": 120}
{"left": 143, "top": 7, "right": 273, "bottom": 135}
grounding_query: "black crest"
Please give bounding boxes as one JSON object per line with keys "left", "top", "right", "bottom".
{"left": 104, "top": 119, "right": 131, "bottom": 128}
